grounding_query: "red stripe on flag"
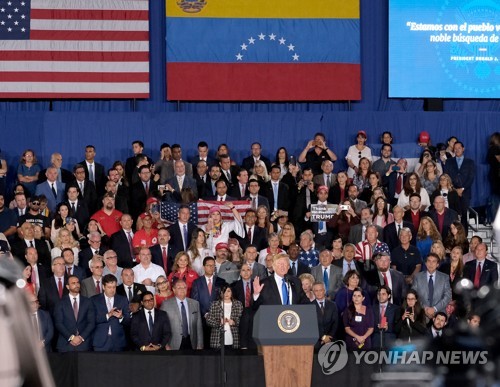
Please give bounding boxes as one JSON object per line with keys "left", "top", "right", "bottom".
{"left": 0, "top": 92, "right": 149, "bottom": 99}
{"left": 31, "top": 9, "right": 149, "bottom": 20}
{"left": 0, "top": 72, "right": 149, "bottom": 82}
{"left": 166, "top": 62, "right": 361, "bottom": 101}
{"left": 30, "top": 30, "right": 149, "bottom": 41}
{"left": 197, "top": 200, "right": 251, "bottom": 225}
{"left": 0, "top": 51, "right": 149, "bottom": 61}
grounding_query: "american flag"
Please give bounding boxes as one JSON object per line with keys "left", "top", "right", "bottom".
{"left": 161, "top": 200, "right": 251, "bottom": 225}
{"left": 0, "top": 0, "right": 149, "bottom": 98}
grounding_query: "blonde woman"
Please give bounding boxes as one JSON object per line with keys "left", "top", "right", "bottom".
{"left": 416, "top": 216, "right": 441, "bottom": 258}
{"left": 202, "top": 204, "right": 244, "bottom": 254}
{"left": 187, "top": 228, "right": 212, "bottom": 276}
{"left": 51, "top": 228, "right": 80, "bottom": 262}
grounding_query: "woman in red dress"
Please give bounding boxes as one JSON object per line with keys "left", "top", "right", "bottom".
{"left": 167, "top": 252, "right": 199, "bottom": 297}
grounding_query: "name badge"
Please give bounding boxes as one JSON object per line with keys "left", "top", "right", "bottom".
{"left": 355, "top": 315, "right": 363, "bottom": 322}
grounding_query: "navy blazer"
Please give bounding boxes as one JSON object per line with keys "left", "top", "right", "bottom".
{"left": 371, "top": 302, "right": 400, "bottom": 349}
{"left": 428, "top": 208, "right": 459, "bottom": 238}
{"left": 364, "top": 269, "right": 406, "bottom": 307}
{"left": 168, "top": 221, "right": 197, "bottom": 258}
{"left": 74, "top": 179, "right": 99, "bottom": 215}
{"left": 166, "top": 175, "right": 199, "bottom": 199}
{"left": 78, "top": 246, "right": 109, "bottom": 277}
{"left": 265, "top": 181, "right": 289, "bottom": 211}
{"left": 150, "top": 244, "right": 175, "bottom": 274}
{"left": 91, "top": 293, "right": 130, "bottom": 351}
{"left": 130, "top": 308, "right": 172, "bottom": 349}
{"left": 313, "top": 299, "right": 338, "bottom": 349}
{"left": 79, "top": 161, "right": 107, "bottom": 196}
{"left": 36, "top": 309, "right": 54, "bottom": 352}
{"left": 241, "top": 155, "right": 272, "bottom": 173}
{"left": 230, "top": 224, "right": 268, "bottom": 252}
{"left": 444, "top": 157, "right": 475, "bottom": 200}
{"left": 110, "top": 229, "right": 135, "bottom": 269}
{"left": 191, "top": 275, "right": 227, "bottom": 316}
{"left": 253, "top": 274, "right": 309, "bottom": 309}
{"left": 464, "top": 259, "right": 498, "bottom": 288}
{"left": 287, "top": 260, "right": 311, "bottom": 277}
{"left": 53, "top": 295, "right": 95, "bottom": 352}
{"left": 35, "top": 181, "right": 66, "bottom": 213}
{"left": 38, "top": 275, "right": 69, "bottom": 314}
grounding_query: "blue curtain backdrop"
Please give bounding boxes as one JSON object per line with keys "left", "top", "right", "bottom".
{"left": 0, "top": 0, "right": 498, "bottom": 207}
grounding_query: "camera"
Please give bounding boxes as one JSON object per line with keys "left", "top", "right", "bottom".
{"left": 340, "top": 205, "right": 350, "bottom": 211}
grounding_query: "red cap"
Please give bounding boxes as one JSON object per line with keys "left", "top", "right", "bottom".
{"left": 139, "top": 212, "right": 152, "bottom": 219}
{"left": 357, "top": 130, "right": 367, "bottom": 138}
{"left": 215, "top": 242, "right": 229, "bottom": 251}
{"left": 209, "top": 206, "right": 221, "bottom": 215}
{"left": 317, "top": 185, "right": 329, "bottom": 194}
{"left": 146, "top": 197, "right": 159, "bottom": 206}
{"left": 419, "top": 131, "right": 430, "bottom": 143}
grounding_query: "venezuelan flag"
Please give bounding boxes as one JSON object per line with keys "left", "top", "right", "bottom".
{"left": 166, "top": 0, "right": 360, "bottom": 101}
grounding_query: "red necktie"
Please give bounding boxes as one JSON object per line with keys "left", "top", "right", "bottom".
{"left": 382, "top": 272, "right": 388, "bottom": 286}
{"left": 245, "top": 282, "right": 251, "bottom": 308}
{"left": 247, "top": 227, "right": 252, "bottom": 243}
{"left": 96, "top": 280, "right": 101, "bottom": 294}
{"left": 162, "top": 247, "right": 168, "bottom": 273}
{"left": 380, "top": 304, "right": 386, "bottom": 318}
{"left": 208, "top": 278, "right": 213, "bottom": 296}
{"left": 241, "top": 185, "right": 245, "bottom": 197}
{"left": 31, "top": 267, "right": 37, "bottom": 291}
{"left": 145, "top": 181, "right": 149, "bottom": 196}
{"left": 57, "top": 278, "right": 63, "bottom": 298}
{"left": 395, "top": 173, "right": 402, "bottom": 194}
{"left": 67, "top": 267, "right": 72, "bottom": 276}
{"left": 473, "top": 262, "right": 482, "bottom": 289}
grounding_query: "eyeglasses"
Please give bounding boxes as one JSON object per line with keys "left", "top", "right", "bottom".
{"left": 143, "top": 298, "right": 154, "bottom": 302}
{"left": 31, "top": 201, "right": 40, "bottom": 205}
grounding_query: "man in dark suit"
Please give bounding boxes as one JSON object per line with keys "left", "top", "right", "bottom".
{"left": 24, "top": 246, "right": 49, "bottom": 295}
{"left": 311, "top": 281, "right": 338, "bottom": 351}
{"left": 130, "top": 291, "right": 172, "bottom": 351}
{"left": 150, "top": 228, "right": 175, "bottom": 274}
{"left": 247, "top": 178, "right": 270, "bottom": 212}
{"left": 218, "top": 154, "right": 239, "bottom": 189}
{"left": 190, "top": 141, "right": 216, "bottom": 169}
{"left": 292, "top": 167, "right": 317, "bottom": 233}
{"left": 230, "top": 209, "right": 267, "bottom": 251}
{"left": 241, "top": 142, "right": 272, "bottom": 173}
{"left": 11, "top": 222, "right": 51, "bottom": 270}
{"left": 191, "top": 257, "right": 227, "bottom": 348}
{"left": 35, "top": 167, "right": 66, "bottom": 214}
{"left": 157, "top": 144, "right": 194, "bottom": 184}
{"left": 193, "top": 160, "right": 210, "bottom": 199}
{"left": 38, "top": 153, "right": 73, "bottom": 184}
{"left": 231, "top": 263, "right": 256, "bottom": 349}
{"left": 428, "top": 195, "right": 459, "bottom": 238}
{"left": 53, "top": 275, "right": 95, "bottom": 352}
{"left": 372, "top": 285, "right": 400, "bottom": 350}
{"left": 166, "top": 160, "right": 199, "bottom": 199}
{"left": 28, "top": 292, "right": 54, "bottom": 353}
{"left": 348, "top": 208, "right": 383, "bottom": 244}
{"left": 203, "top": 165, "right": 222, "bottom": 199}
{"left": 129, "top": 165, "right": 159, "bottom": 220}
{"left": 116, "top": 268, "right": 148, "bottom": 303}
{"left": 78, "top": 232, "right": 108, "bottom": 277}
{"left": 332, "top": 243, "right": 365, "bottom": 278}
{"left": 38, "top": 257, "right": 69, "bottom": 314}
{"left": 229, "top": 169, "right": 250, "bottom": 199}
{"left": 364, "top": 252, "right": 406, "bottom": 307}
{"left": 464, "top": 243, "right": 498, "bottom": 288}
{"left": 206, "top": 179, "right": 237, "bottom": 202}
{"left": 304, "top": 185, "right": 335, "bottom": 250}
{"left": 383, "top": 205, "right": 416, "bottom": 251}
{"left": 61, "top": 248, "right": 85, "bottom": 282}
{"left": 287, "top": 243, "right": 311, "bottom": 277}
{"left": 252, "top": 255, "right": 310, "bottom": 308}
{"left": 110, "top": 214, "right": 136, "bottom": 269}
{"left": 168, "top": 205, "right": 197, "bottom": 258}
{"left": 266, "top": 165, "right": 289, "bottom": 212}
{"left": 443, "top": 141, "right": 476, "bottom": 230}
{"left": 125, "top": 140, "right": 153, "bottom": 184}
{"left": 92, "top": 274, "right": 130, "bottom": 352}
{"left": 382, "top": 158, "right": 408, "bottom": 206}
{"left": 80, "top": 145, "right": 107, "bottom": 196}
{"left": 73, "top": 163, "right": 99, "bottom": 215}
{"left": 66, "top": 184, "right": 90, "bottom": 232}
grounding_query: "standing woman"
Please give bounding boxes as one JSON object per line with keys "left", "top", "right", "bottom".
{"left": 275, "top": 147, "right": 290, "bottom": 178}
{"left": 328, "top": 199, "right": 360, "bottom": 244}
{"left": 329, "top": 171, "right": 349, "bottom": 204}
{"left": 439, "top": 246, "right": 464, "bottom": 292}
{"left": 372, "top": 197, "right": 394, "bottom": 228}
{"left": 343, "top": 287, "right": 374, "bottom": 350}
{"left": 17, "top": 149, "right": 41, "bottom": 195}
{"left": 416, "top": 217, "right": 441, "bottom": 259}
{"left": 250, "top": 160, "right": 270, "bottom": 190}
{"left": 167, "top": 252, "right": 199, "bottom": 297}
{"left": 345, "top": 131, "right": 372, "bottom": 179}
{"left": 395, "top": 290, "right": 427, "bottom": 342}
{"left": 206, "top": 285, "right": 243, "bottom": 349}
{"left": 359, "top": 171, "right": 383, "bottom": 204}
{"left": 203, "top": 203, "right": 244, "bottom": 254}
{"left": 187, "top": 228, "right": 212, "bottom": 276}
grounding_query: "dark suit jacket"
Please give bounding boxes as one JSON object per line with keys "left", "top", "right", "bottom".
{"left": 38, "top": 275, "right": 69, "bottom": 314}
{"left": 91, "top": 293, "right": 130, "bottom": 351}
{"left": 191, "top": 275, "right": 227, "bottom": 316}
{"left": 219, "top": 166, "right": 240, "bottom": 188}
{"left": 194, "top": 173, "right": 210, "bottom": 199}
{"left": 116, "top": 282, "right": 148, "bottom": 302}
{"left": 293, "top": 188, "right": 317, "bottom": 230}
{"left": 130, "top": 308, "right": 172, "bottom": 349}
{"left": 68, "top": 199, "right": 90, "bottom": 231}
{"left": 78, "top": 246, "right": 109, "bottom": 277}
{"left": 110, "top": 229, "right": 136, "bottom": 269}
{"left": 383, "top": 171, "right": 408, "bottom": 205}
{"left": 35, "top": 181, "right": 66, "bottom": 213}
{"left": 287, "top": 260, "right": 311, "bottom": 277}
{"left": 125, "top": 155, "right": 153, "bottom": 184}
{"left": 444, "top": 157, "right": 475, "bottom": 200}
{"left": 371, "top": 302, "right": 400, "bottom": 349}
{"left": 129, "top": 180, "right": 159, "bottom": 220}
{"left": 11, "top": 238, "right": 51, "bottom": 270}
{"left": 66, "top": 265, "right": 85, "bottom": 282}
{"left": 265, "top": 181, "right": 289, "bottom": 211}
{"left": 53, "top": 295, "right": 95, "bottom": 352}
{"left": 168, "top": 221, "right": 197, "bottom": 258}
{"left": 313, "top": 299, "right": 338, "bottom": 349}
{"left": 191, "top": 156, "right": 216, "bottom": 169}
{"left": 36, "top": 309, "right": 54, "bottom": 352}
{"left": 74, "top": 179, "right": 99, "bottom": 215}
{"left": 229, "top": 183, "right": 249, "bottom": 200}
{"left": 79, "top": 161, "right": 107, "bottom": 196}
{"left": 364, "top": 269, "right": 406, "bottom": 307}
{"left": 150, "top": 244, "right": 175, "bottom": 274}
{"left": 231, "top": 279, "right": 254, "bottom": 308}
{"left": 428, "top": 208, "right": 459, "bottom": 238}
{"left": 167, "top": 175, "right": 198, "bottom": 199}
{"left": 464, "top": 259, "right": 499, "bottom": 287}
{"left": 383, "top": 221, "right": 416, "bottom": 251}
{"left": 241, "top": 155, "right": 272, "bottom": 173}
{"left": 253, "top": 274, "right": 309, "bottom": 309}
{"left": 244, "top": 195, "right": 270, "bottom": 212}
{"left": 230, "top": 224, "right": 268, "bottom": 251}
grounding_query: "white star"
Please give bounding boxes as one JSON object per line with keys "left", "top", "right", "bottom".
{"left": 14, "top": 8, "right": 18, "bottom": 12}
{"left": 14, "top": 20, "right": 18, "bottom": 25}
{"left": 21, "top": 1, "right": 25, "bottom": 5}
{"left": 7, "top": 27, "right": 12, "bottom": 32}
{"left": 21, "top": 27, "right": 25, "bottom": 32}
{"left": 258, "top": 33, "right": 266, "bottom": 40}
{"left": 279, "top": 37, "right": 286, "bottom": 45}
{"left": 269, "top": 33, "right": 276, "bottom": 40}
{"left": 7, "top": 14, "right": 12, "bottom": 19}
{"left": 0, "top": 8, "right": 5, "bottom": 12}
{"left": 240, "top": 43, "right": 248, "bottom": 51}
{"left": 21, "top": 14, "right": 25, "bottom": 19}
{"left": 288, "top": 44, "right": 295, "bottom": 51}
{"left": 0, "top": 21, "right": 5, "bottom": 25}
{"left": 236, "top": 53, "right": 243, "bottom": 61}
{"left": 7, "top": 1, "right": 12, "bottom": 5}
{"left": 292, "top": 53, "right": 299, "bottom": 61}
{"left": 248, "top": 37, "right": 255, "bottom": 44}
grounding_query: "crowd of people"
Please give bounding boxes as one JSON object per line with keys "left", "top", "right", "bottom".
{"left": 0, "top": 131, "right": 498, "bottom": 353}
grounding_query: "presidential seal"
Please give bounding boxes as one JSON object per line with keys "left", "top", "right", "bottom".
{"left": 277, "top": 310, "right": 300, "bottom": 333}
{"left": 177, "top": 0, "right": 207, "bottom": 13}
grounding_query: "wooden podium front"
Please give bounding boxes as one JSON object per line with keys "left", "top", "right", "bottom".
{"left": 253, "top": 305, "right": 318, "bottom": 387}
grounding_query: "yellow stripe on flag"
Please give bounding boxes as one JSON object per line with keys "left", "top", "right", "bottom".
{"left": 166, "top": 0, "right": 359, "bottom": 19}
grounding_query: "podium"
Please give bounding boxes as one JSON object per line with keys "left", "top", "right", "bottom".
{"left": 253, "top": 305, "right": 318, "bottom": 387}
